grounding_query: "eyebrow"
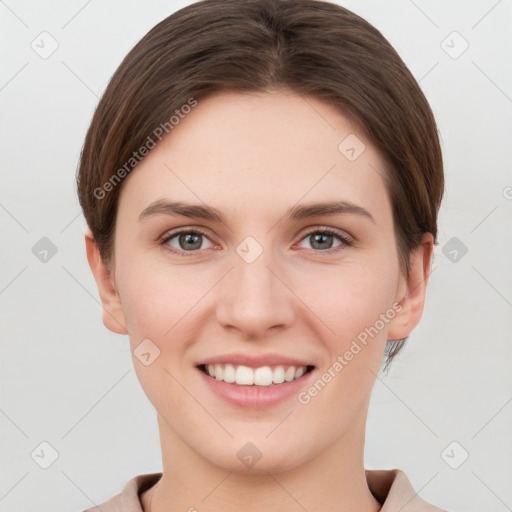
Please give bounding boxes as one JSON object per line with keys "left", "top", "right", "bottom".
{"left": 138, "top": 199, "right": 375, "bottom": 224}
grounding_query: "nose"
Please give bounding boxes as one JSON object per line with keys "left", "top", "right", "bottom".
{"left": 215, "top": 244, "right": 296, "bottom": 339}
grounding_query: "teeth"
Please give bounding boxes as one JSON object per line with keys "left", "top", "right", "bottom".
{"left": 236, "top": 365, "right": 254, "bottom": 385}
{"left": 284, "top": 366, "right": 296, "bottom": 382}
{"left": 214, "top": 364, "right": 223, "bottom": 381}
{"left": 273, "top": 366, "right": 285, "bottom": 384}
{"left": 223, "top": 363, "right": 236, "bottom": 383}
{"left": 203, "top": 364, "right": 310, "bottom": 386}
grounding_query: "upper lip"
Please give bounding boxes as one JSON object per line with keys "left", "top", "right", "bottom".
{"left": 197, "top": 353, "right": 315, "bottom": 369}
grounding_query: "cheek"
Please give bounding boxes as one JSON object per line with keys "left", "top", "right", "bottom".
{"left": 116, "top": 253, "right": 216, "bottom": 347}
{"left": 115, "top": 257, "right": 208, "bottom": 406}
{"left": 296, "top": 265, "right": 396, "bottom": 412}
{"left": 115, "top": 227, "right": 399, "bottom": 352}
{"left": 299, "top": 258, "right": 397, "bottom": 344}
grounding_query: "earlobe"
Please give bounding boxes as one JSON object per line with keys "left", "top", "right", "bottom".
{"left": 387, "top": 233, "right": 434, "bottom": 341}
{"left": 84, "top": 226, "right": 128, "bottom": 335}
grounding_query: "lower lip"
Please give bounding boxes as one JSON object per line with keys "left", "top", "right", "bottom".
{"left": 197, "top": 367, "right": 316, "bottom": 409}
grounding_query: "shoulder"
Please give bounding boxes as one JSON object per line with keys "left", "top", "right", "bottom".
{"left": 81, "top": 473, "right": 162, "bottom": 512}
{"left": 366, "top": 468, "right": 449, "bottom": 511}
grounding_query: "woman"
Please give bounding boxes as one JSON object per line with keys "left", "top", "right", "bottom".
{"left": 78, "top": 0, "right": 447, "bottom": 510}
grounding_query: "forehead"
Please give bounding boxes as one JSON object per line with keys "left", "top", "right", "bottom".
{"left": 117, "top": 90, "right": 391, "bottom": 224}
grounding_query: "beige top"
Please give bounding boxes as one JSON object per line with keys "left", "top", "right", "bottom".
{"left": 82, "top": 468, "right": 448, "bottom": 511}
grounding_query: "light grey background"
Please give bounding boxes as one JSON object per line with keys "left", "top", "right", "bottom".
{"left": 1, "top": 1, "right": 511, "bottom": 511}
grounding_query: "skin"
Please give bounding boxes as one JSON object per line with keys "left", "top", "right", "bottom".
{"left": 86, "top": 89, "right": 433, "bottom": 511}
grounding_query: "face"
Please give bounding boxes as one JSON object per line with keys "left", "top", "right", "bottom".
{"left": 88, "top": 89, "right": 432, "bottom": 474}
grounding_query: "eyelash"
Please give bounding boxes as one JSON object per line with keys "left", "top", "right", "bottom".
{"left": 160, "top": 227, "right": 354, "bottom": 257}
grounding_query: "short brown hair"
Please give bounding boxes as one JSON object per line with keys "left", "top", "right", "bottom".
{"left": 76, "top": 0, "right": 444, "bottom": 369}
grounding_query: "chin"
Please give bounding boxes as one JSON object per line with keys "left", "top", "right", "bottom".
{"left": 200, "top": 436, "right": 312, "bottom": 475}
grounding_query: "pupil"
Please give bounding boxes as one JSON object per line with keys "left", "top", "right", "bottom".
{"left": 180, "top": 233, "right": 201, "bottom": 250}
{"left": 312, "top": 233, "right": 332, "bottom": 250}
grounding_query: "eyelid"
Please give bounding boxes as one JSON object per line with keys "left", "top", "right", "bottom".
{"left": 160, "top": 225, "right": 354, "bottom": 256}
{"left": 160, "top": 226, "right": 217, "bottom": 248}
{"left": 298, "top": 225, "right": 353, "bottom": 241}
{"left": 295, "top": 226, "right": 354, "bottom": 251}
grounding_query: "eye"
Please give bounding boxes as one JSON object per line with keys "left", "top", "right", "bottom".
{"left": 161, "top": 229, "right": 216, "bottom": 256}
{"left": 296, "top": 227, "right": 353, "bottom": 253}
{"left": 160, "top": 226, "right": 353, "bottom": 257}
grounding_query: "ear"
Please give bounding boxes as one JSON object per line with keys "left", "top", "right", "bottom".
{"left": 84, "top": 226, "right": 128, "bottom": 335}
{"left": 387, "top": 232, "right": 434, "bottom": 340}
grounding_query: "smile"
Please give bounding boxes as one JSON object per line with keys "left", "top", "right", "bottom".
{"left": 199, "top": 363, "right": 315, "bottom": 386}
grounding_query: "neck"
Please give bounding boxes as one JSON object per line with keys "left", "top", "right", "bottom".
{"left": 143, "top": 408, "right": 382, "bottom": 512}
